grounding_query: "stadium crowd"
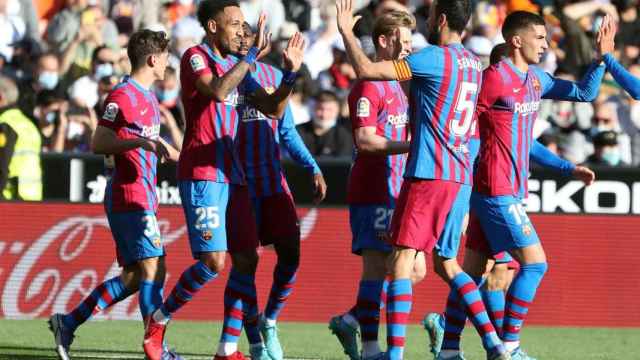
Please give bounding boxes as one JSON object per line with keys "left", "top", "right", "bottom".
{"left": 0, "top": 0, "right": 639, "bottom": 165}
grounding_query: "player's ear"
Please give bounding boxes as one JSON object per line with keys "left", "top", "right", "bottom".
{"left": 378, "top": 34, "right": 388, "bottom": 50}
{"left": 207, "top": 19, "right": 217, "bottom": 34}
{"left": 511, "top": 34, "right": 522, "bottom": 49}
{"left": 438, "top": 13, "right": 447, "bottom": 31}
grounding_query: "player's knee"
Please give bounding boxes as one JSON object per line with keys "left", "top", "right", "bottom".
{"left": 138, "top": 256, "right": 166, "bottom": 281}
{"left": 486, "top": 266, "right": 508, "bottom": 291}
{"left": 521, "top": 262, "right": 548, "bottom": 281}
{"left": 200, "top": 252, "right": 226, "bottom": 273}
{"left": 411, "top": 264, "right": 427, "bottom": 284}
{"left": 231, "top": 250, "right": 259, "bottom": 274}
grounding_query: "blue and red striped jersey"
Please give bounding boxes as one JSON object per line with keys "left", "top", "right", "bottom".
{"left": 397, "top": 44, "right": 483, "bottom": 184}
{"left": 474, "top": 58, "right": 604, "bottom": 198}
{"left": 347, "top": 80, "right": 409, "bottom": 205}
{"left": 177, "top": 44, "right": 259, "bottom": 184}
{"left": 98, "top": 76, "right": 161, "bottom": 213}
{"left": 236, "top": 61, "right": 320, "bottom": 198}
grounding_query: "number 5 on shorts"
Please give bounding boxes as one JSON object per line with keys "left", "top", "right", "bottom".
{"left": 195, "top": 206, "right": 220, "bottom": 230}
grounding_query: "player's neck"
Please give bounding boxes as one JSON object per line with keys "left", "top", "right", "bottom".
{"left": 204, "top": 35, "right": 226, "bottom": 58}
{"left": 130, "top": 69, "right": 155, "bottom": 90}
{"left": 439, "top": 30, "right": 462, "bottom": 47}
{"left": 510, "top": 53, "right": 530, "bottom": 73}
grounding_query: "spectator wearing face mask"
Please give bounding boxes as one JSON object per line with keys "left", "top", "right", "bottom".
{"left": 67, "top": 45, "right": 117, "bottom": 109}
{"left": 584, "top": 130, "right": 626, "bottom": 166}
{"left": 590, "top": 101, "right": 632, "bottom": 165}
{"left": 154, "top": 66, "right": 184, "bottom": 149}
{"left": 17, "top": 52, "right": 64, "bottom": 121}
{"left": 296, "top": 90, "right": 352, "bottom": 157}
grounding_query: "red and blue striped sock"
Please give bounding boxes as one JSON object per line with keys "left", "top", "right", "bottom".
{"left": 240, "top": 274, "right": 262, "bottom": 346}
{"left": 441, "top": 288, "right": 466, "bottom": 351}
{"left": 450, "top": 272, "right": 504, "bottom": 354}
{"left": 355, "top": 280, "right": 385, "bottom": 343}
{"left": 264, "top": 262, "right": 297, "bottom": 321}
{"left": 160, "top": 261, "right": 218, "bottom": 317}
{"left": 63, "top": 276, "right": 131, "bottom": 331}
{"left": 221, "top": 269, "right": 252, "bottom": 345}
{"left": 386, "top": 278, "right": 412, "bottom": 360}
{"left": 503, "top": 263, "right": 547, "bottom": 343}
{"left": 481, "top": 289, "right": 506, "bottom": 337}
{"left": 139, "top": 280, "right": 164, "bottom": 322}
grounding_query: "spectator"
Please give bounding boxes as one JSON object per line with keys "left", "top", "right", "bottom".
{"left": 317, "top": 41, "right": 357, "bottom": 98}
{"left": 613, "top": 0, "right": 640, "bottom": 64}
{"left": 68, "top": 45, "right": 118, "bottom": 109}
{"left": 296, "top": 90, "right": 352, "bottom": 157}
{"left": 538, "top": 132, "right": 560, "bottom": 155}
{"left": 154, "top": 66, "right": 184, "bottom": 149}
{"left": 240, "top": 0, "right": 286, "bottom": 42}
{"left": 34, "top": 89, "right": 68, "bottom": 152}
{"left": 591, "top": 101, "right": 632, "bottom": 165}
{"left": 583, "top": 130, "right": 625, "bottom": 166}
{"left": 616, "top": 63, "right": 640, "bottom": 165}
{"left": 17, "top": 52, "right": 64, "bottom": 121}
{"left": 0, "top": 0, "right": 27, "bottom": 64}
{"left": 0, "top": 74, "right": 42, "bottom": 200}
{"left": 303, "top": 1, "right": 342, "bottom": 79}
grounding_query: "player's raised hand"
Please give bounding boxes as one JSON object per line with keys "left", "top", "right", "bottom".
{"left": 336, "top": 0, "right": 362, "bottom": 35}
{"left": 596, "top": 14, "right": 616, "bottom": 59}
{"left": 255, "top": 12, "right": 272, "bottom": 60}
{"left": 572, "top": 165, "right": 596, "bottom": 186}
{"left": 312, "top": 173, "right": 327, "bottom": 205}
{"left": 282, "top": 32, "right": 306, "bottom": 73}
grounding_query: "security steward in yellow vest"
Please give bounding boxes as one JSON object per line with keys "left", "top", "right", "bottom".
{"left": 0, "top": 75, "right": 42, "bottom": 201}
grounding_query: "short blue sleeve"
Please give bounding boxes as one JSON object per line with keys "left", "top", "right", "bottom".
{"left": 405, "top": 46, "right": 444, "bottom": 79}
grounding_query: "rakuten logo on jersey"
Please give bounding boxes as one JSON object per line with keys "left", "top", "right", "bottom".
{"left": 241, "top": 107, "right": 269, "bottom": 122}
{"left": 514, "top": 101, "right": 540, "bottom": 115}
{"left": 141, "top": 124, "right": 161, "bottom": 138}
{"left": 387, "top": 113, "right": 408, "bottom": 128}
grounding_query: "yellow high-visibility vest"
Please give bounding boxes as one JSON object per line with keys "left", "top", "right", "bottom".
{"left": 0, "top": 108, "right": 42, "bottom": 200}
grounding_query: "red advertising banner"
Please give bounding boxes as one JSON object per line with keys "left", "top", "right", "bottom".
{"left": 0, "top": 202, "right": 637, "bottom": 326}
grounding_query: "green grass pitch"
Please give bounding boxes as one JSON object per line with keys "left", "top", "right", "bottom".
{"left": 1, "top": 319, "right": 638, "bottom": 359}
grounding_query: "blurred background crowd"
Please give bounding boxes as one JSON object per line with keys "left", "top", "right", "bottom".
{"left": 1, "top": 0, "right": 639, "bottom": 171}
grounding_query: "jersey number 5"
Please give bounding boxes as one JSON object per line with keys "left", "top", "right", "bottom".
{"left": 451, "top": 82, "right": 478, "bottom": 137}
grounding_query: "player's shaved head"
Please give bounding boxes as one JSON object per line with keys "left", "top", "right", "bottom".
{"left": 197, "top": 0, "right": 240, "bottom": 30}
{"left": 502, "top": 11, "right": 545, "bottom": 40}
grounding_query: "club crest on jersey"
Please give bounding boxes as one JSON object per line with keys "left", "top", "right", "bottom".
{"left": 533, "top": 78, "right": 541, "bottom": 92}
{"left": 190, "top": 54, "right": 206, "bottom": 72}
{"left": 153, "top": 237, "right": 162, "bottom": 248}
{"left": 356, "top": 97, "right": 370, "bottom": 117}
{"left": 264, "top": 86, "right": 276, "bottom": 94}
{"left": 522, "top": 224, "right": 532, "bottom": 236}
{"left": 202, "top": 230, "right": 213, "bottom": 241}
{"left": 103, "top": 102, "right": 119, "bottom": 122}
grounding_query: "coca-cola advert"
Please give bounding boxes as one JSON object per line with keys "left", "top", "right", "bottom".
{"left": 0, "top": 202, "right": 638, "bottom": 326}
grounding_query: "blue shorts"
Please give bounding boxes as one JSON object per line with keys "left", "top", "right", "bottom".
{"left": 470, "top": 193, "right": 540, "bottom": 253}
{"left": 350, "top": 204, "right": 394, "bottom": 255}
{"left": 106, "top": 210, "right": 165, "bottom": 266}
{"left": 434, "top": 184, "right": 472, "bottom": 259}
{"left": 180, "top": 180, "right": 230, "bottom": 258}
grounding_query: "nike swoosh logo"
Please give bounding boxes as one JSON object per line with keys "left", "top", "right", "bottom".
{"left": 386, "top": 99, "right": 393, "bottom": 104}
{"left": 513, "top": 88, "right": 521, "bottom": 93}
{"left": 141, "top": 108, "right": 148, "bottom": 115}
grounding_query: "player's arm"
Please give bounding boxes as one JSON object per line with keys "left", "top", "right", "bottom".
{"left": 530, "top": 140, "right": 595, "bottom": 185}
{"left": 195, "top": 14, "right": 271, "bottom": 102}
{"left": 335, "top": 0, "right": 404, "bottom": 81}
{"left": 536, "top": 63, "right": 605, "bottom": 102}
{"left": 92, "top": 99, "right": 161, "bottom": 156}
{"left": 248, "top": 32, "right": 306, "bottom": 119}
{"left": 354, "top": 127, "right": 410, "bottom": 155}
{"left": 279, "top": 106, "right": 327, "bottom": 203}
{"left": 603, "top": 54, "right": 640, "bottom": 100}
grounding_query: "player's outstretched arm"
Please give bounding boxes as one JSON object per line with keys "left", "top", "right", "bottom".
{"left": 279, "top": 106, "right": 322, "bottom": 175}
{"left": 354, "top": 126, "right": 410, "bottom": 155}
{"left": 336, "top": 0, "right": 400, "bottom": 81}
{"left": 536, "top": 63, "right": 605, "bottom": 102}
{"left": 598, "top": 16, "right": 640, "bottom": 99}
{"left": 196, "top": 14, "right": 271, "bottom": 102}
{"left": 529, "top": 140, "right": 575, "bottom": 175}
{"left": 248, "top": 32, "right": 306, "bottom": 119}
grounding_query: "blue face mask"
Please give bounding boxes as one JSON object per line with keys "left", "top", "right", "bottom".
{"left": 601, "top": 148, "right": 621, "bottom": 166}
{"left": 38, "top": 71, "right": 59, "bottom": 90}
{"left": 94, "top": 63, "right": 114, "bottom": 80}
{"left": 156, "top": 87, "right": 180, "bottom": 103}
